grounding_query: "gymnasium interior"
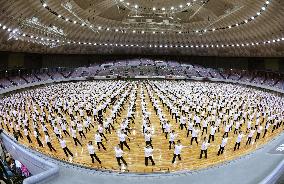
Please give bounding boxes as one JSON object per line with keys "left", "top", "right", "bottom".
{"left": 0, "top": 0, "right": 283, "bottom": 184}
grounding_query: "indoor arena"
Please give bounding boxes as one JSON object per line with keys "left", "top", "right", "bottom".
{"left": 0, "top": 0, "right": 283, "bottom": 184}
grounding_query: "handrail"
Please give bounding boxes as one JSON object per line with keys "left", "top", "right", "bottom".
{"left": 259, "top": 160, "right": 284, "bottom": 184}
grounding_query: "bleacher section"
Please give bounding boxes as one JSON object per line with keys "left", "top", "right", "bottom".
{"left": 0, "top": 59, "right": 283, "bottom": 91}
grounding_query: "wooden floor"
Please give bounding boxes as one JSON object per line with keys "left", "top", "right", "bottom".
{"left": 1, "top": 80, "right": 283, "bottom": 173}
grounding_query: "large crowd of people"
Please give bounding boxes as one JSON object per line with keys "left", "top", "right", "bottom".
{"left": 0, "top": 79, "right": 283, "bottom": 171}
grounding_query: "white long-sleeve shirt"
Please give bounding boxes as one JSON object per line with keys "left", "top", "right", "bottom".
{"left": 95, "top": 134, "right": 102, "bottom": 142}
{"left": 174, "top": 145, "right": 184, "bottom": 155}
{"left": 221, "top": 138, "right": 228, "bottom": 147}
{"left": 201, "top": 142, "right": 210, "bottom": 150}
{"left": 144, "top": 147, "right": 154, "bottom": 157}
{"left": 115, "top": 147, "right": 123, "bottom": 157}
{"left": 87, "top": 145, "right": 95, "bottom": 154}
{"left": 169, "top": 133, "right": 176, "bottom": 142}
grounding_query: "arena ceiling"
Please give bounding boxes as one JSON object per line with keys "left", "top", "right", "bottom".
{"left": 0, "top": 0, "right": 283, "bottom": 56}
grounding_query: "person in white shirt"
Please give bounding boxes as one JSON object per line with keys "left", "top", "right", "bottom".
{"left": 263, "top": 122, "right": 270, "bottom": 138}
{"left": 98, "top": 123, "right": 107, "bottom": 141}
{"left": 246, "top": 128, "right": 256, "bottom": 145}
{"left": 77, "top": 123, "right": 86, "bottom": 139}
{"left": 144, "top": 131, "right": 152, "bottom": 147}
{"left": 87, "top": 141, "right": 101, "bottom": 164}
{"left": 187, "top": 120, "right": 194, "bottom": 137}
{"left": 71, "top": 127, "right": 82, "bottom": 146}
{"left": 272, "top": 119, "right": 277, "bottom": 133}
{"left": 103, "top": 119, "right": 111, "bottom": 134}
{"left": 217, "top": 135, "right": 228, "bottom": 156}
{"left": 61, "top": 123, "right": 70, "bottom": 136}
{"left": 276, "top": 117, "right": 282, "bottom": 130}
{"left": 114, "top": 145, "right": 127, "bottom": 167}
{"left": 172, "top": 140, "right": 188, "bottom": 164}
{"left": 179, "top": 116, "right": 186, "bottom": 130}
{"left": 191, "top": 126, "right": 200, "bottom": 145}
{"left": 95, "top": 130, "right": 106, "bottom": 150}
{"left": 164, "top": 121, "right": 171, "bottom": 139}
{"left": 44, "top": 132, "right": 56, "bottom": 152}
{"left": 234, "top": 131, "right": 245, "bottom": 151}
{"left": 246, "top": 121, "right": 252, "bottom": 133}
{"left": 200, "top": 137, "right": 210, "bottom": 159}
{"left": 24, "top": 128, "right": 32, "bottom": 143}
{"left": 53, "top": 125, "right": 61, "bottom": 139}
{"left": 42, "top": 123, "right": 49, "bottom": 136}
{"left": 84, "top": 120, "right": 90, "bottom": 133}
{"left": 255, "top": 125, "right": 263, "bottom": 142}
{"left": 15, "top": 124, "right": 23, "bottom": 139}
{"left": 201, "top": 119, "right": 208, "bottom": 135}
{"left": 195, "top": 116, "right": 201, "bottom": 128}
{"left": 118, "top": 131, "right": 130, "bottom": 150}
{"left": 34, "top": 130, "right": 43, "bottom": 147}
{"left": 144, "top": 145, "right": 155, "bottom": 166}
{"left": 223, "top": 122, "right": 231, "bottom": 137}
{"left": 234, "top": 121, "right": 241, "bottom": 135}
{"left": 59, "top": 137, "right": 73, "bottom": 157}
{"left": 142, "top": 117, "right": 149, "bottom": 133}
{"left": 208, "top": 124, "right": 217, "bottom": 143}
{"left": 169, "top": 130, "right": 176, "bottom": 150}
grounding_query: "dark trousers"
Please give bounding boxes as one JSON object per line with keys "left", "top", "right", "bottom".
{"left": 208, "top": 134, "right": 214, "bottom": 143}
{"left": 116, "top": 157, "right": 127, "bottom": 166}
{"left": 191, "top": 137, "right": 198, "bottom": 145}
{"left": 18, "top": 131, "right": 23, "bottom": 139}
{"left": 263, "top": 129, "right": 268, "bottom": 138}
{"left": 100, "top": 133, "right": 107, "bottom": 140}
{"left": 36, "top": 137, "right": 43, "bottom": 147}
{"left": 63, "top": 130, "right": 70, "bottom": 136}
{"left": 169, "top": 141, "right": 175, "bottom": 149}
{"left": 145, "top": 156, "right": 155, "bottom": 166}
{"left": 272, "top": 125, "right": 276, "bottom": 132}
{"left": 172, "top": 154, "right": 181, "bottom": 163}
{"left": 26, "top": 135, "right": 32, "bottom": 143}
{"left": 255, "top": 132, "right": 260, "bottom": 142}
{"left": 85, "top": 127, "right": 90, "bottom": 133}
{"left": 97, "top": 142, "right": 106, "bottom": 150}
{"left": 187, "top": 129, "right": 192, "bottom": 137}
{"left": 47, "top": 142, "right": 56, "bottom": 152}
{"left": 146, "top": 141, "right": 152, "bottom": 147}
{"left": 246, "top": 137, "right": 252, "bottom": 145}
{"left": 202, "top": 127, "right": 207, "bottom": 135}
{"left": 120, "top": 141, "right": 130, "bottom": 150}
{"left": 79, "top": 131, "right": 86, "bottom": 139}
{"left": 234, "top": 142, "right": 240, "bottom": 151}
{"left": 63, "top": 147, "right": 73, "bottom": 157}
{"left": 105, "top": 127, "right": 111, "bottom": 134}
{"left": 200, "top": 150, "right": 207, "bottom": 159}
{"left": 73, "top": 137, "right": 82, "bottom": 146}
{"left": 165, "top": 132, "right": 168, "bottom": 139}
{"left": 180, "top": 124, "right": 186, "bottom": 130}
{"left": 217, "top": 146, "right": 225, "bottom": 155}
{"left": 90, "top": 154, "right": 101, "bottom": 164}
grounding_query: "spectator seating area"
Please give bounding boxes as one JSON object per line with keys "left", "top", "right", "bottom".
{"left": 0, "top": 135, "right": 29, "bottom": 184}
{"left": 0, "top": 59, "right": 283, "bottom": 91}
